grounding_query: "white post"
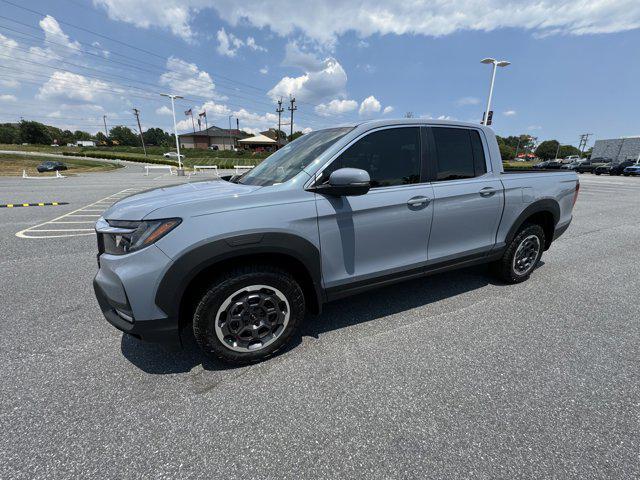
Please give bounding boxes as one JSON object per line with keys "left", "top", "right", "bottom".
{"left": 161, "top": 93, "right": 185, "bottom": 175}
{"left": 484, "top": 62, "right": 497, "bottom": 126}
{"left": 170, "top": 96, "right": 182, "bottom": 171}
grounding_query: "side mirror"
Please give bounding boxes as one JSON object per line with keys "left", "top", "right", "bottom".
{"left": 312, "top": 167, "right": 370, "bottom": 196}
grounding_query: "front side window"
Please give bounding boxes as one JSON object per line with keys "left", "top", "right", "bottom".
{"left": 432, "top": 127, "right": 487, "bottom": 181}
{"left": 323, "top": 127, "right": 421, "bottom": 187}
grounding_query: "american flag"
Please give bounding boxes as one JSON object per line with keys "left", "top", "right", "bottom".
{"left": 199, "top": 110, "right": 206, "bottom": 118}
{"left": 184, "top": 108, "right": 192, "bottom": 116}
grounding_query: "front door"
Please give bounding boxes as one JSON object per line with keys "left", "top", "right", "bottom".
{"left": 313, "top": 126, "right": 434, "bottom": 294}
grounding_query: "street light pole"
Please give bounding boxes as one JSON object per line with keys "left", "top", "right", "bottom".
{"left": 160, "top": 93, "right": 184, "bottom": 175}
{"left": 480, "top": 58, "right": 510, "bottom": 126}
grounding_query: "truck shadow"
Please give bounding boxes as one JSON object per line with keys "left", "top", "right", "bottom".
{"left": 120, "top": 263, "right": 517, "bottom": 374}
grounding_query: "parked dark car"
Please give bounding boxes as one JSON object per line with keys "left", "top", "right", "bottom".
{"left": 595, "top": 159, "right": 637, "bottom": 176}
{"left": 561, "top": 161, "right": 581, "bottom": 170}
{"left": 36, "top": 161, "right": 67, "bottom": 173}
{"left": 533, "top": 160, "right": 563, "bottom": 170}
{"left": 575, "top": 158, "right": 611, "bottom": 174}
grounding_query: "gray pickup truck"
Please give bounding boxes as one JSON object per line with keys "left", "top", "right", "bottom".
{"left": 94, "top": 119, "right": 579, "bottom": 364}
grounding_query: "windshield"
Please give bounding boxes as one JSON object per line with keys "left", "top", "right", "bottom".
{"left": 238, "top": 127, "right": 353, "bottom": 186}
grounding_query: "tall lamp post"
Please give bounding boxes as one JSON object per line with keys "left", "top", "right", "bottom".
{"left": 160, "top": 93, "right": 185, "bottom": 175}
{"left": 480, "top": 58, "right": 510, "bottom": 126}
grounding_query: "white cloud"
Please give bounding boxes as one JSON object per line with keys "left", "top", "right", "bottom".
{"left": 39, "top": 15, "right": 81, "bottom": 55}
{"left": 528, "top": 125, "right": 543, "bottom": 130}
{"left": 216, "top": 28, "right": 243, "bottom": 57}
{"left": 37, "top": 71, "right": 111, "bottom": 102}
{"left": 383, "top": 106, "right": 394, "bottom": 114}
{"left": 259, "top": 66, "right": 269, "bottom": 74}
{"left": 268, "top": 56, "right": 347, "bottom": 104}
{"left": 159, "top": 56, "right": 216, "bottom": 97}
{"left": 359, "top": 95, "right": 381, "bottom": 116}
{"left": 246, "top": 36, "right": 266, "bottom": 52}
{"left": 93, "top": 0, "right": 195, "bottom": 41}
{"left": 503, "top": 110, "right": 517, "bottom": 116}
{"left": 93, "top": 1, "right": 640, "bottom": 45}
{"left": 315, "top": 99, "right": 358, "bottom": 116}
{"left": 437, "top": 115, "right": 456, "bottom": 120}
{"left": 282, "top": 42, "right": 324, "bottom": 71}
{"left": 455, "top": 96, "right": 480, "bottom": 106}
{"left": 0, "top": 94, "right": 17, "bottom": 102}
{"left": 155, "top": 105, "right": 172, "bottom": 115}
{"left": 216, "top": 28, "right": 266, "bottom": 57}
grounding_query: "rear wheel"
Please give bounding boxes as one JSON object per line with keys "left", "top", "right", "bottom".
{"left": 493, "top": 224, "right": 545, "bottom": 284}
{"left": 193, "top": 265, "right": 305, "bottom": 364}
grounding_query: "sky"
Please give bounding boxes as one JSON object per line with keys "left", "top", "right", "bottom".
{"left": 0, "top": 0, "right": 639, "bottom": 147}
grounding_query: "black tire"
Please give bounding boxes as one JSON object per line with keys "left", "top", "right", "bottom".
{"left": 493, "top": 223, "right": 545, "bottom": 284}
{"left": 193, "top": 265, "right": 305, "bottom": 365}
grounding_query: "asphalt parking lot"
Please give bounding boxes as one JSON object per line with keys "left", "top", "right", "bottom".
{"left": 1, "top": 167, "right": 638, "bottom": 479}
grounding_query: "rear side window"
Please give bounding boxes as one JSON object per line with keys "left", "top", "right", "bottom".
{"left": 432, "top": 127, "right": 487, "bottom": 181}
{"left": 327, "top": 127, "right": 421, "bottom": 187}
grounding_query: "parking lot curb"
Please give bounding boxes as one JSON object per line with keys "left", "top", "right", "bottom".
{"left": 1, "top": 202, "right": 68, "bottom": 208}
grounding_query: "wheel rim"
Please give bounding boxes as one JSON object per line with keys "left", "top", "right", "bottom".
{"left": 512, "top": 234, "right": 541, "bottom": 276}
{"left": 214, "top": 285, "right": 290, "bottom": 353}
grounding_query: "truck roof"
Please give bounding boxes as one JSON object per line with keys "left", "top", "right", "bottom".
{"left": 338, "top": 118, "right": 494, "bottom": 133}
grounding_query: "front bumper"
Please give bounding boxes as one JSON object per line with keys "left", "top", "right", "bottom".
{"left": 93, "top": 243, "right": 181, "bottom": 348}
{"left": 94, "top": 279, "right": 180, "bottom": 347}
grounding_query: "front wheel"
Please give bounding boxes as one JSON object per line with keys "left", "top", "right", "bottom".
{"left": 493, "top": 224, "right": 545, "bottom": 284}
{"left": 193, "top": 265, "right": 305, "bottom": 364}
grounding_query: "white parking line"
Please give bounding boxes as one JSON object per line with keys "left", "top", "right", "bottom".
{"left": 15, "top": 187, "right": 143, "bottom": 239}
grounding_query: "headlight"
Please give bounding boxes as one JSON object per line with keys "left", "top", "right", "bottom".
{"left": 96, "top": 218, "right": 181, "bottom": 255}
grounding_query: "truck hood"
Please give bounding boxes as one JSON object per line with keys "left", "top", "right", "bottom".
{"left": 103, "top": 180, "right": 260, "bottom": 220}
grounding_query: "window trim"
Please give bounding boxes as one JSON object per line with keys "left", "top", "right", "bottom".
{"left": 426, "top": 126, "right": 492, "bottom": 183}
{"left": 305, "top": 124, "right": 426, "bottom": 190}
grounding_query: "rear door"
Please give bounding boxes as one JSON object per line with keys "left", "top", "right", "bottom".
{"left": 426, "top": 126, "right": 503, "bottom": 263}
{"left": 314, "top": 126, "right": 434, "bottom": 294}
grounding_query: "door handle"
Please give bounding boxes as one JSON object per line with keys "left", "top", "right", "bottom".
{"left": 407, "top": 196, "right": 430, "bottom": 207}
{"left": 479, "top": 187, "right": 497, "bottom": 197}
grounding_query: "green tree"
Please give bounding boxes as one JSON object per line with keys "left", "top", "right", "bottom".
{"left": 499, "top": 143, "right": 516, "bottom": 160}
{"left": 143, "top": 127, "right": 171, "bottom": 146}
{"left": 288, "top": 131, "right": 304, "bottom": 142}
{"left": 73, "top": 130, "right": 93, "bottom": 141}
{"left": 95, "top": 131, "right": 109, "bottom": 145}
{"left": 19, "top": 120, "right": 52, "bottom": 144}
{"left": 109, "top": 125, "right": 138, "bottom": 146}
{"left": 0, "top": 123, "right": 19, "bottom": 144}
{"left": 535, "top": 140, "right": 560, "bottom": 160}
{"left": 558, "top": 145, "right": 581, "bottom": 158}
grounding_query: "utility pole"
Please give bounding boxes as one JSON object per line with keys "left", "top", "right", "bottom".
{"left": 554, "top": 141, "right": 561, "bottom": 160}
{"left": 228, "top": 115, "right": 234, "bottom": 151}
{"left": 236, "top": 118, "right": 239, "bottom": 131}
{"left": 578, "top": 133, "right": 592, "bottom": 159}
{"left": 276, "top": 98, "right": 284, "bottom": 147}
{"left": 288, "top": 96, "right": 297, "bottom": 138}
{"left": 132, "top": 108, "right": 147, "bottom": 156}
{"left": 160, "top": 93, "right": 184, "bottom": 175}
{"left": 102, "top": 115, "right": 108, "bottom": 139}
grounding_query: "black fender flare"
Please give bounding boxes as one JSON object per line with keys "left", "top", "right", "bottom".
{"left": 155, "top": 232, "right": 324, "bottom": 322}
{"left": 504, "top": 199, "right": 560, "bottom": 248}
